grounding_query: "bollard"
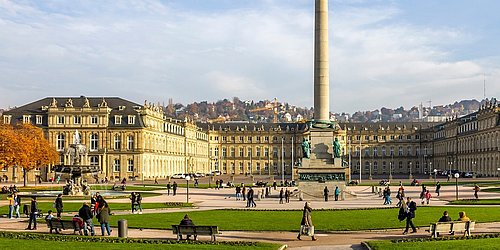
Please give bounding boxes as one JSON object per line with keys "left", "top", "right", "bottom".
{"left": 118, "top": 219, "right": 128, "bottom": 238}
{"left": 371, "top": 186, "right": 375, "bottom": 193}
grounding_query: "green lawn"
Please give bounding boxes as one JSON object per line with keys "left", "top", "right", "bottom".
{"left": 90, "top": 184, "right": 164, "bottom": 192}
{"left": 482, "top": 187, "right": 500, "bottom": 193}
{"left": 367, "top": 238, "right": 500, "bottom": 250}
{"left": 449, "top": 199, "right": 500, "bottom": 205}
{"left": 0, "top": 233, "right": 279, "bottom": 250}
{"left": 105, "top": 207, "right": 500, "bottom": 232}
{"left": 1, "top": 202, "right": 192, "bottom": 215}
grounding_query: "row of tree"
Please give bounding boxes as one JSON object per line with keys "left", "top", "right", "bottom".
{"left": 0, "top": 124, "right": 58, "bottom": 186}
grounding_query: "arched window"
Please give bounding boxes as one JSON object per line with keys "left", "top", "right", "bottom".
{"left": 127, "top": 135, "right": 134, "bottom": 150}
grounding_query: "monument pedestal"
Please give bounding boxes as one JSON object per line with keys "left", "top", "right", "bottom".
{"left": 298, "top": 128, "right": 349, "bottom": 199}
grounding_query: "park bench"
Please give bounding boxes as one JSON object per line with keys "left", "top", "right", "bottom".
{"left": 429, "top": 221, "right": 475, "bottom": 238}
{"left": 46, "top": 219, "right": 82, "bottom": 235}
{"left": 172, "top": 225, "right": 219, "bottom": 241}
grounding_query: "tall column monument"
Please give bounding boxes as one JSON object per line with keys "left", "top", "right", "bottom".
{"left": 314, "top": 0, "right": 330, "bottom": 123}
{"left": 297, "top": 0, "right": 350, "bottom": 199}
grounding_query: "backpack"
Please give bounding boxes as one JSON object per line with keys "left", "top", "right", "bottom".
{"left": 397, "top": 207, "right": 406, "bottom": 221}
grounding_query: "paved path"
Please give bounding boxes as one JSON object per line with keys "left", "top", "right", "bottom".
{"left": 1, "top": 181, "right": 499, "bottom": 249}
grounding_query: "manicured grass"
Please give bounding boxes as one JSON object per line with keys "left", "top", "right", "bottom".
{"left": 0, "top": 232, "right": 279, "bottom": 250}
{"left": 32, "top": 192, "right": 162, "bottom": 201}
{"left": 1, "top": 202, "right": 192, "bottom": 215}
{"left": 106, "top": 207, "right": 500, "bottom": 232}
{"left": 358, "top": 180, "right": 500, "bottom": 187}
{"left": 482, "top": 187, "right": 500, "bottom": 193}
{"left": 90, "top": 184, "right": 164, "bottom": 192}
{"left": 367, "top": 238, "right": 500, "bottom": 250}
{"left": 449, "top": 199, "right": 500, "bottom": 205}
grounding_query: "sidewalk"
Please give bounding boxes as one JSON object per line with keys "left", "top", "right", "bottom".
{"left": 0, "top": 217, "right": 499, "bottom": 250}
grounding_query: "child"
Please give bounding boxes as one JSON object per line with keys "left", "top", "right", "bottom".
{"left": 425, "top": 190, "right": 432, "bottom": 205}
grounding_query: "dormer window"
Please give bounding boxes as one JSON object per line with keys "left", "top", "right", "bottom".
{"left": 115, "top": 115, "right": 122, "bottom": 125}
{"left": 23, "top": 115, "right": 31, "bottom": 124}
{"left": 3, "top": 115, "right": 11, "bottom": 124}
{"left": 128, "top": 115, "right": 135, "bottom": 125}
{"left": 36, "top": 115, "right": 43, "bottom": 125}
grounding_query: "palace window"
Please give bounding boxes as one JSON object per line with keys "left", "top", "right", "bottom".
{"left": 114, "top": 134, "right": 121, "bottom": 150}
{"left": 239, "top": 147, "right": 244, "bottom": 157}
{"left": 265, "top": 136, "right": 269, "bottom": 142}
{"left": 373, "top": 147, "right": 378, "bottom": 157}
{"left": 114, "top": 115, "right": 122, "bottom": 125}
{"left": 247, "top": 163, "right": 252, "bottom": 173}
{"left": 36, "top": 115, "right": 43, "bottom": 125}
{"left": 239, "top": 136, "right": 244, "bottom": 142}
{"left": 381, "top": 147, "right": 386, "bottom": 156}
{"left": 239, "top": 162, "right": 244, "bottom": 172}
{"left": 23, "top": 115, "right": 31, "bottom": 124}
{"left": 90, "top": 156, "right": 99, "bottom": 166}
{"left": 90, "top": 116, "right": 98, "bottom": 125}
{"left": 264, "top": 148, "right": 269, "bottom": 157}
{"left": 265, "top": 163, "right": 269, "bottom": 171}
{"left": 127, "top": 135, "right": 134, "bottom": 150}
{"left": 57, "top": 116, "right": 65, "bottom": 124}
{"left": 214, "top": 147, "right": 219, "bottom": 156}
{"left": 256, "top": 147, "right": 261, "bottom": 157}
{"left": 230, "top": 147, "right": 235, "bottom": 157}
{"left": 248, "top": 136, "right": 252, "bottom": 142}
{"left": 74, "top": 116, "right": 81, "bottom": 124}
{"left": 127, "top": 159, "right": 134, "bottom": 172}
{"left": 256, "top": 163, "right": 261, "bottom": 172}
{"left": 57, "top": 133, "right": 65, "bottom": 151}
{"left": 398, "top": 146, "right": 403, "bottom": 156}
{"left": 373, "top": 161, "right": 378, "bottom": 170}
{"left": 273, "top": 147, "right": 278, "bottom": 158}
{"left": 128, "top": 115, "right": 135, "bottom": 125}
{"left": 113, "top": 159, "right": 120, "bottom": 172}
{"left": 222, "top": 147, "right": 227, "bottom": 157}
{"left": 247, "top": 148, "right": 252, "bottom": 157}
{"left": 90, "top": 134, "right": 98, "bottom": 151}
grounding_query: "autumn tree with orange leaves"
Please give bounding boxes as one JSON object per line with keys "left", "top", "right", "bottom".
{"left": 0, "top": 124, "right": 58, "bottom": 186}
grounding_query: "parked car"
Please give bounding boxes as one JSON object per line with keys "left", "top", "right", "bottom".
{"left": 208, "top": 171, "right": 221, "bottom": 176}
{"left": 462, "top": 172, "right": 474, "bottom": 178}
{"left": 193, "top": 173, "right": 205, "bottom": 177}
{"left": 171, "top": 173, "right": 186, "bottom": 179}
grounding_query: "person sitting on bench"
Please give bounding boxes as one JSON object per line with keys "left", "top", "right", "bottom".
{"left": 179, "top": 214, "right": 195, "bottom": 240}
{"left": 438, "top": 211, "right": 451, "bottom": 222}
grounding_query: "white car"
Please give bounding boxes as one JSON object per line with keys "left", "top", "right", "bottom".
{"left": 171, "top": 173, "right": 186, "bottom": 179}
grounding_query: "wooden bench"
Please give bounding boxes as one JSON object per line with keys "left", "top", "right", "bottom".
{"left": 172, "top": 225, "right": 219, "bottom": 241}
{"left": 46, "top": 219, "right": 82, "bottom": 235}
{"left": 430, "top": 221, "right": 475, "bottom": 238}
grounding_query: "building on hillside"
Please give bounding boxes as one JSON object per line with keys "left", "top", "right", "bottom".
{"left": 1, "top": 96, "right": 209, "bottom": 182}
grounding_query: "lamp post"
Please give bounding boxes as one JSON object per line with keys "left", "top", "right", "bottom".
{"left": 185, "top": 175, "right": 191, "bottom": 204}
{"left": 409, "top": 162, "right": 413, "bottom": 180}
{"left": 389, "top": 162, "right": 393, "bottom": 180}
{"left": 472, "top": 160, "right": 477, "bottom": 178}
{"left": 433, "top": 168, "right": 437, "bottom": 185}
{"left": 454, "top": 172, "right": 460, "bottom": 200}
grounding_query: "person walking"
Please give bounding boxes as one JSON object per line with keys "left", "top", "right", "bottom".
{"left": 235, "top": 186, "right": 241, "bottom": 200}
{"left": 279, "top": 188, "right": 284, "bottom": 204}
{"left": 334, "top": 186, "right": 340, "bottom": 201}
{"left": 242, "top": 185, "right": 246, "bottom": 201}
{"left": 424, "top": 190, "right": 432, "bottom": 205}
{"left": 473, "top": 184, "right": 480, "bottom": 199}
{"left": 323, "top": 186, "right": 329, "bottom": 202}
{"left": 154, "top": 177, "right": 159, "bottom": 184}
{"left": 173, "top": 182, "right": 178, "bottom": 196}
{"left": 98, "top": 202, "right": 112, "bottom": 236}
{"left": 55, "top": 194, "right": 63, "bottom": 218}
{"left": 297, "top": 202, "right": 316, "bottom": 241}
{"left": 403, "top": 197, "right": 417, "bottom": 234}
{"left": 130, "top": 192, "right": 137, "bottom": 214}
{"left": 436, "top": 181, "right": 441, "bottom": 197}
{"left": 248, "top": 187, "right": 256, "bottom": 207}
{"left": 13, "top": 193, "right": 21, "bottom": 218}
{"left": 136, "top": 193, "right": 143, "bottom": 214}
{"left": 285, "top": 189, "right": 290, "bottom": 203}
{"left": 7, "top": 194, "right": 14, "bottom": 219}
{"left": 26, "top": 197, "right": 38, "bottom": 230}
{"left": 78, "top": 202, "right": 95, "bottom": 236}
{"left": 167, "top": 182, "right": 171, "bottom": 196}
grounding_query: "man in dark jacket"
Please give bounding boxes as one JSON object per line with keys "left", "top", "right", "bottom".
{"left": 403, "top": 197, "right": 417, "bottom": 234}
{"left": 438, "top": 211, "right": 452, "bottom": 222}
{"left": 26, "top": 197, "right": 38, "bottom": 230}
{"left": 323, "top": 186, "right": 329, "bottom": 202}
{"left": 79, "top": 202, "right": 95, "bottom": 236}
{"left": 173, "top": 182, "right": 178, "bottom": 196}
{"left": 179, "top": 214, "right": 195, "bottom": 240}
{"left": 55, "top": 194, "right": 63, "bottom": 218}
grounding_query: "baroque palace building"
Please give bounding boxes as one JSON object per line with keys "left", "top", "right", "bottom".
{"left": 1, "top": 96, "right": 499, "bottom": 182}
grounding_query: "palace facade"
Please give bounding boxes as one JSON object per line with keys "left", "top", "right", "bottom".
{"left": 1, "top": 97, "right": 499, "bottom": 182}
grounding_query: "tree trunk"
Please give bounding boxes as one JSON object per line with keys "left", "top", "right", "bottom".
{"left": 23, "top": 168, "right": 27, "bottom": 187}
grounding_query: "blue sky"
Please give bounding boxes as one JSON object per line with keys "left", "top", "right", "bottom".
{"left": 1, "top": 0, "right": 499, "bottom": 113}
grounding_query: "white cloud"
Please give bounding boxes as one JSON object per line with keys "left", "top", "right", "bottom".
{"left": 0, "top": 0, "right": 498, "bottom": 114}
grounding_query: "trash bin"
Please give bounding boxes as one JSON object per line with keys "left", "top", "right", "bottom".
{"left": 118, "top": 219, "right": 128, "bottom": 238}
{"left": 23, "top": 204, "right": 30, "bottom": 217}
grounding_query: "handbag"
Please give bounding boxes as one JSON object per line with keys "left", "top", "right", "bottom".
{"left": 52, "top": 203, "right": 56, "bottom": 208}
{"left": 300, "top": 225, "right": 315, "bottom": 236}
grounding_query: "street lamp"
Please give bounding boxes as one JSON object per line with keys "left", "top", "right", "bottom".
{"left": 472, "top": 160, "right": 477, "bottom": 178}
{"left": 185, "top": 175, "right": 191, "bottom": 204}
{"left": 389, "top": 162, "right": 393, "bottom": 180}
{"left": 454, "top": 173, "right": 460, "bottom": 200}
{"left": 433, "top": 169, "right": 437, "bottom": 184}
{"left": 409, "top": 162, "right": 413, "bottom": 180}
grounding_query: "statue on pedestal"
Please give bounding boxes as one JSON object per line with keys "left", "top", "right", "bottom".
{"left": 302, "top": 139, "right": 311, "bottom": 159}
{"left": 333, "top": 138, "right": 341, "bottom": 158}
